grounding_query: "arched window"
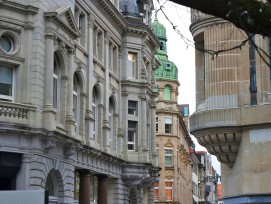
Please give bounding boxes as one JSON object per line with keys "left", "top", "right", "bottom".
{"left": 45, "top": 174, "right": 55, "bottom": 196}
{"left": 92, "top": 87, "right": 98, "bottom": 140}
{"left": 108, "top": 97, "right": 114, "bottom": 146}
{"left": 163, "top": 86, "right": 171, "bottom": 101}
{"left": 73, "top": 74, "right": 80, "bottom": 133}
{"left": 53, "top": 55, "right": 61, "bottom": 120}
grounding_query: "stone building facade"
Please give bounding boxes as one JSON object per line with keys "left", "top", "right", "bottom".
{"left": 190, "top": 9, "right": 271, "bottom": 203}
{"left": 0, "top": 0, "right": 160, "bottom": 203}
{"left": 151, "top": 16, "right": 193, "bottom": 204}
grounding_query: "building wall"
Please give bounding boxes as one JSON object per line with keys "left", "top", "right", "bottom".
{"left": 190, "top": 10, "right": 271, "bottom": 203}
{"left": 0, "top": 0, "right": 160, "bottom": 203}
{"left": 153, "top": 17, "right": 193, "bottom": 202}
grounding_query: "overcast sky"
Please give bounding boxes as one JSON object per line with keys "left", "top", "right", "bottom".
{"left": 154, "top": 0, "right": 221, "bottom": 176}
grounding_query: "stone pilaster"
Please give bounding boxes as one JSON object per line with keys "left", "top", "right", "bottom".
{"left": 141, "top": 95, "right": 147, "bottom": 151}
{"left": 43, "top": 33, "right": 56, "bottom": 130}
{"left": 85, "top": 14, "right": 95, "bottom": 141}
{"left": 66, "top": 48, "right": 76, "bottom": 137}
{"left": 16, "top": 154, "right": 31, "bottom": 190}
{"left": 103, "top": 32, "right": 110, "bottom": 148}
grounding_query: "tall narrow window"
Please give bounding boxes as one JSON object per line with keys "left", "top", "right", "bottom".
{"left": 0, "top": 66, "right": 14, "bottom": 101}
{"left": 154, "top": 182, "right": 159, "bottom": 201}
{"left": 97, "top": 31, "right": 103, "bottom": 61}
{"left": 92, "top": 88, "right": 98, "bottom": 140}
{"left": 74, "top": 172, "right": 80, "bottom": 200}
{"left": 113, "top": 45, "right": 118, "bottom": 74}
{"left": 195, "top": 32, "right": 205, "bottom": 103}
{"left": 165, "top": 117, "right": 172, "bottom": 134}
{"left": 156, "top": 116, "right": 158, "bottom": 133}
{"left": 73, "top": 74, "right": 80, "bottom": 132}
{"left": 163, "top": 86, "right": 171, "bottom": 100}
{"left": 165, "top": 148, "right": 173, "bottom": 167}
{"left": 128, "top": 52, "right": 137, "bottom": 78}
{"left": 165, "top": 181, "right": 173, "bottom": 201}
{"left": 128, "top": 100, "right": 137, "bottom": 115}
{"left": 108, "top": 98, "right": 114, "bottom": 146}
{"left": 128, "top": 121, "right": 137, "bottom": 150}
{"left": 53, "top": 56, "right": 61, "bottom": 121}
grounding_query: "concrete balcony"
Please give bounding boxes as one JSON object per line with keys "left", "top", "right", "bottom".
{"left": 0, "top": 101, "right": 36, "bottom": 127}
{"left": 190, "top": 104, "right": 271, "bottom": 167}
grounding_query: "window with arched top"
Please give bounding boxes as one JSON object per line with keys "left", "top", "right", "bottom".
{"left": 163, "top": 86, "right": 171, "bottom": 101}
{"left": 53, "top": 55, "right": 61, "bottom": 120}
{"left": 73, "top": 74, "right": 81, "bottom": 133}
{"left": 108, "top": 97, "right": 115, "bottom": 147}
{"left": 92, "top": 87, "right": 98, "bottom": 140}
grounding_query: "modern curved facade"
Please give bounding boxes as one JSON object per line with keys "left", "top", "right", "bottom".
{"left": 190, "top": 9, "right": 271, "bottom": 203}
{"left": 0, "top": 0, "right": 160, "bottom": 203}
{"left": 152, "top": 15, "right": 193, "bottom": 204}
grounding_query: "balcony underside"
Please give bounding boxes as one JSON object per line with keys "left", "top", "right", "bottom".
{"left": 194, "top": 128, "right": 242, "bottom": 167}
{"left": 190, "top": 105, "right": 271, "bottom": 168}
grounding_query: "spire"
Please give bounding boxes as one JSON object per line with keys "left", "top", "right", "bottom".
{"left": 152, "top": 15, "right": 178, "bottom": 81}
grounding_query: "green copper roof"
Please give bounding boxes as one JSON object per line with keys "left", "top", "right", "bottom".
{"left": 152, "top": 15, "right": 178, "bottom": 80}
{"left": 152, "top": 14, "right": 167, "bottom": 40}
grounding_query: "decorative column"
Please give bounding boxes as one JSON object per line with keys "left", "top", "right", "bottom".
{"left": 98, "top": 104, "right": 104, "bottom": 146}
{"left": 98, "top": 175, "right": 108, "bottom": 204}
{"left": 85, "top": 14, "right": 95, "bottom": 141}
{"left": 66, "top": 48, "right": 76, "bottom": 137}
{"left": 117, "top": 47, "right": 124, "bottom": 155}
{"left": 150, "top": 101, "right": 157, "bottom": 165}
{"left": 79, "top": 170, "right": 91, "bottom": 204}
{"left": 103, "top": 32, "right": 110, "bottom": 149}
{"left": 43, "top": 33, "right": 55, "bottom": 130}
{"left": 141, "top": 95, "right": 148, "bottom": 151}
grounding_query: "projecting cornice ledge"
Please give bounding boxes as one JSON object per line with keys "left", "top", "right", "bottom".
{"left": 189, "top": 104, "right": 271, "bottom": 168}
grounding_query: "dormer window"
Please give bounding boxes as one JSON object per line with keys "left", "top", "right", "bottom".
{"left": 160, "top": 42, "right": 164, "bottom": 50}
{"left": 166, "top": 63, "right": 171, "bottom": 70}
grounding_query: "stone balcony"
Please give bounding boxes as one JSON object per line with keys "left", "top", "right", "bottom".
{"left": 191, "top": 9, "right": 212, "bottom": 24}
{"left": 0, "top": 101, "right": 36, "bottom": 127}
{"left": 190, "top": 104, "right": 271, "bottom": 167}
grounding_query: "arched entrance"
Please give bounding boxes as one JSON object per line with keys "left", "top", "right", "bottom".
{"left": 45, "top": 169, "right": 64, "bottom": 204}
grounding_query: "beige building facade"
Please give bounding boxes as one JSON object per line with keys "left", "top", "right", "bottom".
{"left": 152, "top": 16, "right": 193, "bottom": 204}
{"left": 190, "top": 9, "right": 271, "bottom": 203}
{"left": 0, "top": 0, "right": 160, "bottom": 203}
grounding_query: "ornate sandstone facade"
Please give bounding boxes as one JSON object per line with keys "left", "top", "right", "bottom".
{"left": 152, "top": 16, "right": 193, "bottom": 204}
{"left": 0, "top": 0, "right": 160, "bottom": 203}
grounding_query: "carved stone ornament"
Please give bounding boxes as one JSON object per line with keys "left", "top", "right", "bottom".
{"left": 63, "top": 143, "right": 75, "bottom": 156}
{"left": 42, "top": 138, "right": 57, "bottom": 150}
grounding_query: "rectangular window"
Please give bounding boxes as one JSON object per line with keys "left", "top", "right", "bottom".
{"left": 128, "top": 100, "right": 137, "bottom": 115}
{"left": 165, "top": 148, "right": 173, "bottom": 167}
{"left": 156, "top": 116, "right": 158, "bottom": 133}
{"left": 0, "top": 66, "right": 14, "bottom": 101}
{"left": 128, "top": 52, "right": 137, "bottom": 78}
{"left": 97, "top": 31, "right": 103, "bottom": 61}
{"left": 154, "top": 182, "right": 159, "bottom": 201}
{"left": 165, "top": 181, "right": 173, "bottom": 201}
{"left": 128, "top": 121, "right": 137, "bottom": 150}
{"left": 53, "top": 73, "right": 58, "bottom": 109}
{"left": 165, "top": 117, "right": 172, "bottom": 134}
{"left": 113, "top": 45, "right": 118, "bottom": 74}
{"left": 74, "top": 172, "right": 80, "bottom": 199}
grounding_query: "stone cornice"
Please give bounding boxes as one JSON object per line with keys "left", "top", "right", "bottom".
{"left": 0, "top": 0, "right": 39, "bottom": 15}
{"left": 44, "top": 6, "right": 79, "bottom": 39}
{"left": 94, "top": 0, "right": 126, "bottom": 30}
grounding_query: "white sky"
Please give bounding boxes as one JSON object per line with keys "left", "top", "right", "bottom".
{"left": 154, "top": 0, "right": 221, "bottom": 176}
